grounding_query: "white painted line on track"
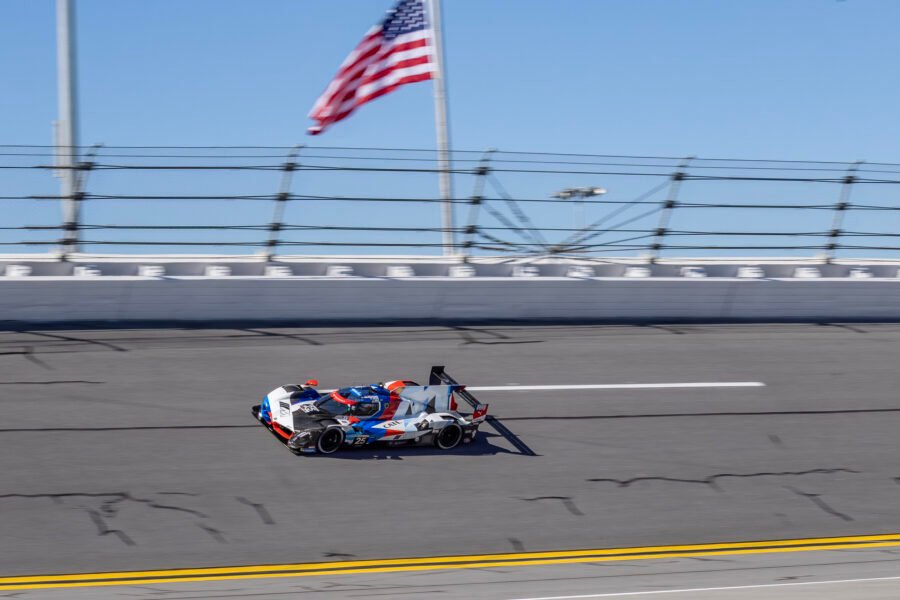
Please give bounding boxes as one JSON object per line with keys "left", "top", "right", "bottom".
{"left": 508, "top": 575, "right": 900, "bottom": 599}
{"left": 467, "top": 382, "right": 766, "bottom": 392}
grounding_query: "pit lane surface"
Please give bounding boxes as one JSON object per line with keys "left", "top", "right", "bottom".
{"left": 1, "top": 324, "right": 900, "bottom": 596}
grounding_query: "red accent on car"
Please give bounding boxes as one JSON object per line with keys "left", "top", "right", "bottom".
{"left": 305, "top": 379, "right": 319, "bottom": 387}
{"left": 330, "top": 391, "right": 357, "bottom": 406}
{"left": 272, "top": 422, "right": 293, "bottom": 440}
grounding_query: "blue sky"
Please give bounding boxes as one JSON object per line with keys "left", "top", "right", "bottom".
{"left": 3, "top": 0, "right": 900, "bottom": 256}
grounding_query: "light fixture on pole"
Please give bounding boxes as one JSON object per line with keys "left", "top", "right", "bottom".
{"left": 553, "top": 186, "right": 607, "bottom": 232}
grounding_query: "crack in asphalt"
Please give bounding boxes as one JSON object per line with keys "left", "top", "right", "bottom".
{"left": 0, "top": 380, "right": 104, "bottom": 386}
{"left": 520, "top": 495, "right": 585, "bottom": 516}
{"left": 236, "top": 496, "right": 275, "bottom": 525}
{"left": 197, "top": 523, "right": 227, "bottom": 543}
{"left": 586, "top": 468, "right": 860, "bottom": 492}
{"left": 785, "top": 486, "right": 855, "bottom": 522}
{"left": 0, "top": 346, "right": 52, "bottom": 370}
{"left": 0, "top": 492, "right": 213, "bottom": 547}
{"left": 0, "top": 492, "right": 207, "bottom": 517}
{"left": 86, "top": 509, "right": 136, "bottom": 546}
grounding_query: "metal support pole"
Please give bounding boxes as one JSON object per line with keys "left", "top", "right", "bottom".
{"left": 461, "top": 149, "right": 495, "bottom": 260}
{"left": 649, "top": 157, "right": 693, "bottom": 263}
{"left": 59, "top": 144, "right": 99, "bottom": 261}
{"left": 265, "top": 145, "right": 302, "bottom": 263}
{"left": 824, "top": 161, "right": 862, "bottom": 263}
{"left": 426, "top": 0, "right": 455, "bottom": 255}
{"left": 57, "top": 0, "right": 80, "bottom": 256}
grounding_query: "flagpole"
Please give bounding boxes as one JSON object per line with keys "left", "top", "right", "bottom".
{"left": 427, "top": 0, "right": 455, "bottom": 256}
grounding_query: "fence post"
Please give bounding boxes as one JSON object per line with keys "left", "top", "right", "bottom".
{"left": 824, "top": 161, "right": 862, "bottom": 263}
{"left": 461, "top": 149, "right": 495, "bottom": 261}
{"left": 264, "top": 145, "right": 302, "bottom": 263}
{"left": 59, "top": 143, "right": 101, "bottom": 260}
{"left": 648, "top": 156, "right": 693, "bottom": 263}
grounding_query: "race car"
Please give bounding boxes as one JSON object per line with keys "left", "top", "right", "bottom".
{"left": 251, "top": 366, "right": 489, "bottom": 454}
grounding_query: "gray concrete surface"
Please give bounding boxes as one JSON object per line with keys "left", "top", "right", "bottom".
{"left": 1, "top": 324, "right": 900, "bottom": 596}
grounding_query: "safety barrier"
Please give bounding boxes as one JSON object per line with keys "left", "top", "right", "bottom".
{"left": 2, "top": 257, "right": 899, "bottom": 323}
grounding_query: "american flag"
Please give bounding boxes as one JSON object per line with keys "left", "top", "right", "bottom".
{"left": 307, "top": 0, "right": 436, "bottom": 135}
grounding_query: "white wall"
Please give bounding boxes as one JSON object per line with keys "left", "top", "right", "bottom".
{"left": 1, "top": 276, "right": 900, "bottom": 323}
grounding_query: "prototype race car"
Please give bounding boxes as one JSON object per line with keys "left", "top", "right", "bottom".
{"left": 251, "top": 366, "right": 489, "bottom": 454}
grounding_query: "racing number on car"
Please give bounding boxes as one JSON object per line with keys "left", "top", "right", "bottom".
{"left": 352, "top": 435, "right": 369, "bottom": 446}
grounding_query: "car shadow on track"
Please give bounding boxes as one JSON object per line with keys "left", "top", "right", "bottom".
{"left": 300, "top": 432, "right": 528, "bottom": 460}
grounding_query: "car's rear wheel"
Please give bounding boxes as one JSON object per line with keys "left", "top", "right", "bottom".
{"left": 434, "top": 422, "right": 463, "bottom": 450}
{"left": 316, "top": 428, "right": 344, "bottom": 454}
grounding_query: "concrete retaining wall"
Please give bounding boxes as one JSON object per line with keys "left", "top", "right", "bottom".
{"left": 2, "top": 276, "right": 900, "bottom": 324}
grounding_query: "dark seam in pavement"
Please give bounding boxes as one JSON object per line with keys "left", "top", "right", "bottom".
{"left": 0, "top": 346, "right": 52, "bottom": 370}
{"left": 519, "top": 496, "right": 584, "bottom": 516}
{"left": 0, "top": 492, "right": 208, "bottom": 518}
{"left": 235, "top": 497, "right": 275, "bottom": 525}
{"left": 0, "top": 380, "right": 104, "bottom": 385}
{"left": 508, "top": 537, "right": 525, "bottom": 552}
{"left": 0, "top": 425, "right": 257, "bottom": 433}
{"left": 197, "top": 523, "right": 227, "bottom": 543}
{"left": 21, "top": 331, "right": 128, "bottom": 352}
{"left": 238, "top": 328, "right": 323, "bottom": 346}
{"left": 785, "top": 487, "right": 855, "bottom": 522}
{"left": 587, "top": 469, "right": 860, "bottom": 492}
{"left": 85, "top": 509, "right": 135, "bottom": 546}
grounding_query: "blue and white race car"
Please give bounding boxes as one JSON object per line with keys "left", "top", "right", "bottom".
{"left": 251, "top": 366, "right": 489, "bottom": 454}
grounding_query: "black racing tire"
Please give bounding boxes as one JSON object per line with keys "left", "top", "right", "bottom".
{"left": 434, "top": 422, "right": 463, "bottom": 450}
{"left": 316, "top": 427, "right": 345, "bottom": 454}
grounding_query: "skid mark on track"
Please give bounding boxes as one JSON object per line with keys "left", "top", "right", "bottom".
{"left": 586, "top": 468, "right": 860, "bottom": 492}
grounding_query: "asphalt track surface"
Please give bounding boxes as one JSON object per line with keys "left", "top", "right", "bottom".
{"left": 2, "top": 323, "right": 900, "bottom": 598}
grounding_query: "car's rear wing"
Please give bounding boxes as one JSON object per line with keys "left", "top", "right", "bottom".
{"left": 429, "top": 365, "right": 488, "bottom": 423}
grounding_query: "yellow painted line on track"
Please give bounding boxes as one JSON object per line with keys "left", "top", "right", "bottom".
{"left": 3, "top": 533, "right": 900, "bottom": 591}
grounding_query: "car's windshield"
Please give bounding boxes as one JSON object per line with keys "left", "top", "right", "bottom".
{"left": 314, "top": 395, "right": 353, "bottom": 416}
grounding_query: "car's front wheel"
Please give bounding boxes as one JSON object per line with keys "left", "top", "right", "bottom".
{"left": 434, "top": 422, "right": 463, "bottom": 450}
{"left": 316, "top": 428, "right": 345, "bottom": 454}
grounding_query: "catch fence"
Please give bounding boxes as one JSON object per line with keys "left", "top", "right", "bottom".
{"left": 4, "top": 145, "right": 900, "bottom": 261}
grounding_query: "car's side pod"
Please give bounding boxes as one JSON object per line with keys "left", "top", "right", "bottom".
{"left": 429, "top": 365, "right": 488, "bottom": 421}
